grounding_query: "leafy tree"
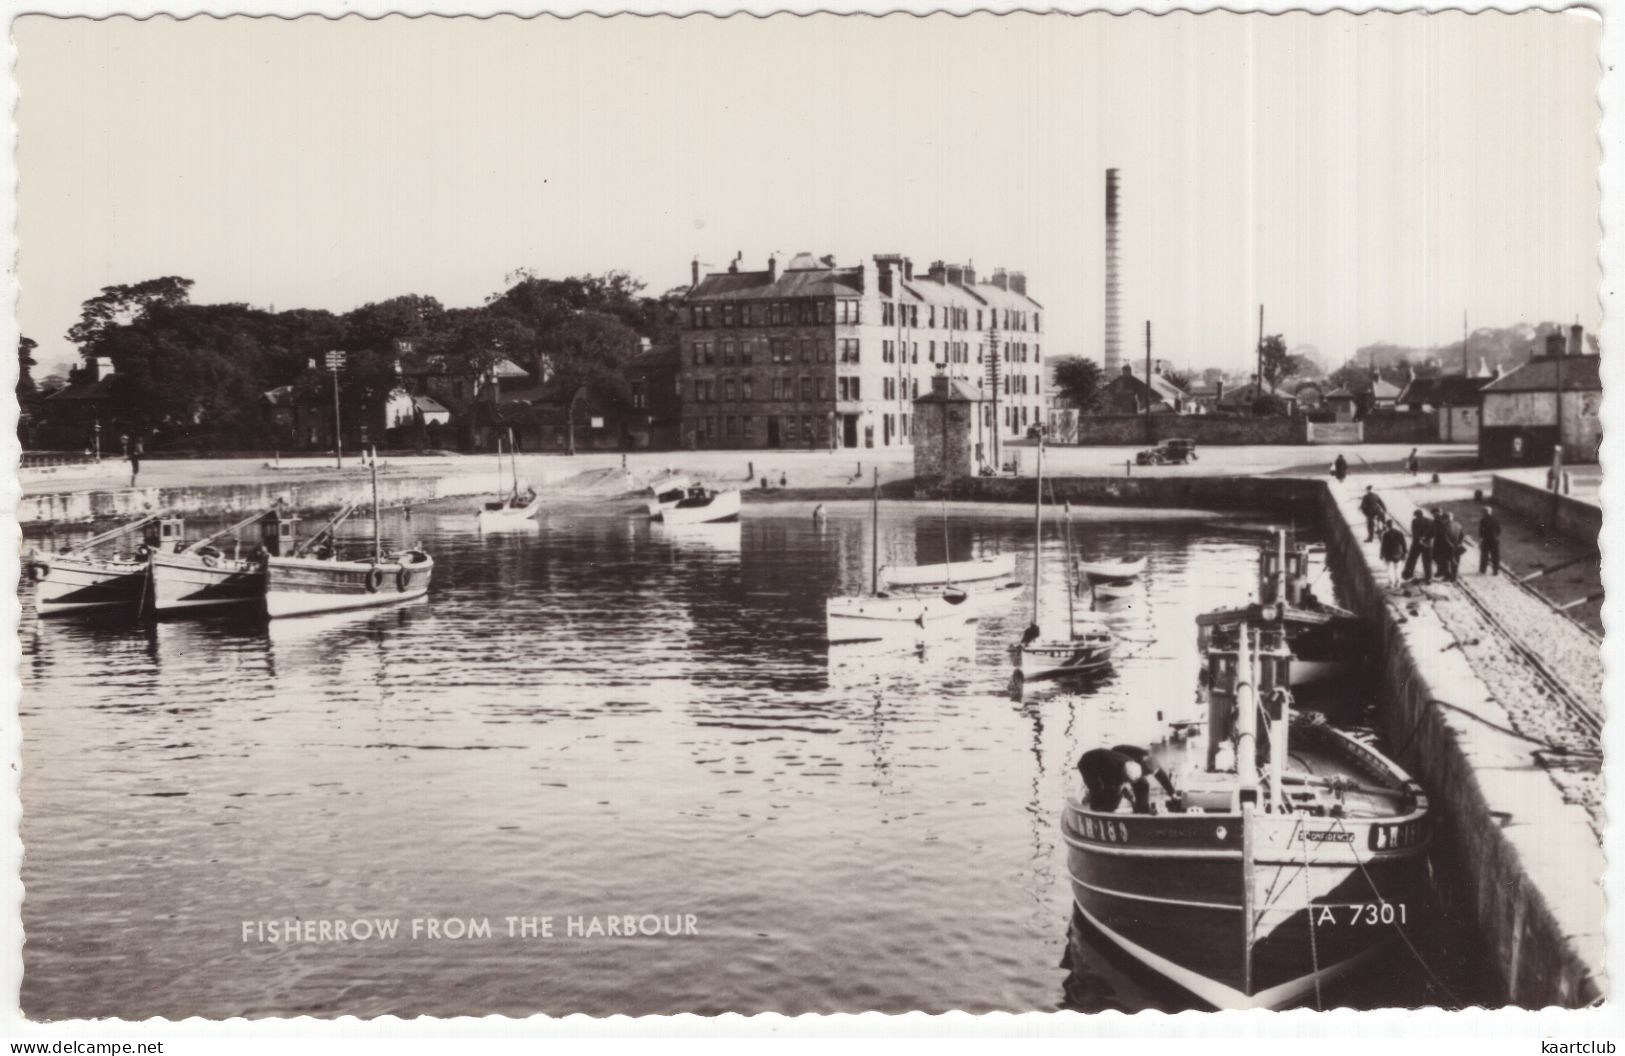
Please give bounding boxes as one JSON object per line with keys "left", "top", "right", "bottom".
{"left": 67, "top": 277, "right": 195, "bottom": 352}
{"left": 1052, "top": 357, "right": 1105, "bottom": 412}
{"left": 18, "top": 336, "right": 37, "bottom": 399}
{"left": 1257, "top": 334, "right": 1291, "bottom": 392}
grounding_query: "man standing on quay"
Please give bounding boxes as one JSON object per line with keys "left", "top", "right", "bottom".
{"left": 1359, "top": 486, "right": 1387, "bottom": 541}
{"left": 1380, "top": 517, "right": 1408, "bottom": 589}
{"left": 1478, "top": 506, "right": 1502, "bottom": 575}
{"left": 1403, "top": 507, "right": 1434, "bottom": 584}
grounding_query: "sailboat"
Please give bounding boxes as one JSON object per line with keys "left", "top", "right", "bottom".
{"left": 1009, "top": 440, "right": 1115, "bottom": 686}
{"left": 878, "top": 494, "right": 1023, "bottom": 610}
{"left": 825, "top": 470, "right": 975, "bottom": 646}
{"left": 477, "top": 429, "right": 540, "bottom": 528}
{"left": 1061, "top": 615, "right": 1431, "bottom": 1009}
{"left": 27, "top": 513, "right": 188, "bottom": 615}
{"left": 150, "top": 500, "right": 289, "bottom": 613}
{"left": 264, "top": 452, "right": 434, "bottom": 618}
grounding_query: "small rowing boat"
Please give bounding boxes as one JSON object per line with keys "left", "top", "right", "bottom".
{"left": 1062, "top": 616, "right": 1431, "bottom": 1009}
{"left": 1077, "top": 556, "right": 1147, "bottom": 585}
{"left": 880, "top": 553, "right": 1016, "bottom": 589}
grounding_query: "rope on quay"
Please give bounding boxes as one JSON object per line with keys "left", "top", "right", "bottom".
{"left": 1333, "top": 817, "right": 1466, "bottom": 1008}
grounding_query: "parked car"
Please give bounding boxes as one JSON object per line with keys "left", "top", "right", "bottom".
{"left": 1135, "top": 438, "right": 1198, "bottom": 466}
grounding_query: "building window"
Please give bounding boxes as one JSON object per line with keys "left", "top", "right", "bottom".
{"left": 741, "top": 415, "right": 753, "bottom": 439}
{"left": 817, "top": 340, "right": 830, "bottom": 363}
{"left": 741, "top": 339, "right": 754, "bottom": 366}
{"left": 693, "top": 379, "right": 705, "bottom": 402}
{"left": 726, "top": 416, "right": 738, "bottom": 440}
{"left": 800, "top": 337, "right": 813, "bottom": 363}
{"left": 883, "top": 302, "right": 894, "bottom": 326}
{"left": 785, "top": 416, "right": 799, "bottom": 444}
{"left": 818, "top": 377, "right": 829, "bottom": 399}
{"left": 722, "top": 304, "right": 736, "bottom": 327}
{"left": 839, "top": 338, "right": 860, "bottom": 364}
{"left": 723, "top": 378, "right": 736, "bottom": 402}
{"left": 771, "top": 338, "right": 790, "bottom": 363}
{"left": 722, "top": 340, "right": 735, "bottom": 365}
{"left": 742, "top": 378, "right": 753, "bottom": 401}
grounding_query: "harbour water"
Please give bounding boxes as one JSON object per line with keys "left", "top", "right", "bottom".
{"left": 18, "top": 502, "right": 1488, "bottom": 1018}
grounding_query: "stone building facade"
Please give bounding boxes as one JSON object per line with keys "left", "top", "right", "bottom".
{"left": 679, "top": 252, "right": 1044, "bottom": 451}
{"left": 1479, "top": 326, "right": 1601, "bottom": 465}
{"left": 912, "top": 375, "right": 983, "bottom": 481}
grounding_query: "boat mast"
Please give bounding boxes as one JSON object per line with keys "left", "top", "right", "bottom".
{"left": 1031, "top": 437, "right": 1043, "bottom": 628}
{"left": 371, "top": 452, "right": 382, "bottom": 563}
{"left": 1061, "top": 498, "right": 1077, "bottom": 637}
{"left": 508, "top": 427, "right": 519, "bottom": 501}
{"left": 870, "top": 467, "right": 880, "bottom": 596}
{"left": 941, "top": 490, "right": 953, "bottom": 591}
{"left": 1235, "top": 621, "right": 1258, "bottom": 791}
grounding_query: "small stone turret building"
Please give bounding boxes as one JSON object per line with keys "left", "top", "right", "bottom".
{"left": 912, "top": 373, "right": 984, "bottom": 482}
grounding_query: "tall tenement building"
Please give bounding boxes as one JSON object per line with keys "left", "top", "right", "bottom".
{"left": 680, "top": 252, "right": 1045, "bottom": 451}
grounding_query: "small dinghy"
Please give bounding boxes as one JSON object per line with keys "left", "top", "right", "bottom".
{"left": 661, "top": 485, "right": 741, "bottom": 526}
{"left": 1077, "top": 556, "right": 1147, "bottom": 585}
{"left": 1061, "top": 616, "right": 1431, "bottom": 1010}
{"left": 477, "top": 430, "right": 540, "bottom": 529}
{"left": 827, "top": 470, "right": 976, "bottom": 647}
{"left": 880, "top": 553, "right": 1016, "bottom": 589}
{"left": 1009, "top": 443, "right": 1116, "bottom": 690}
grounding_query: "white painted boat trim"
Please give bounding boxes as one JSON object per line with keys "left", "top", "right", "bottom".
{"left": 1067, "top": 870, "right": 1243, "bottom": 912}
{"left": 266, "top": 586, "right": 430, "bottom": 619}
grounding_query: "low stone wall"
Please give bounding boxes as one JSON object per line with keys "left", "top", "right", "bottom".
{"left": 1067, "top": 414, "right": 1309, "bottom": 446}
{"left": 1316, "top": 480, "right": 1602, "bottom": 1006}
{"left": 19, "top": 469, "right": 508, "bottom": 526}
{"left": 916, "top": 472, "right": 1322, "bottom": 513}
{"left": 1362, "top": 413, "right": 1437, "bottom": 444}
{"left": 1492, "top": 474, "right": 1602, "bottom": 548}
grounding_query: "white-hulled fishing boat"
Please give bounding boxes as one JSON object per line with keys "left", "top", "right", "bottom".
{"left": 265, "top": 457, "right": 434, "bottom": 618}
{"left": 826, "top": 470, "right": 974, "bottom": 647}
{"left": 1077, "top": 555, "right": 1148, "bottom": 585}
{"left": 477, "top": 430, "right": 540, "bottom": 529}
{"left": 1061, "top": 616, "right": 1431, "bottom": 1010}
{"left": 646, "top": 476, "right": 692, "bottom": 518}
{"left": 149, "top": 501, "right": 300, "bottom": 613}
{"left": 28, "top": 513, "right": 179, "bottom": 616}
{"left": 1010, "top": 442, "right": 1116, "bottom": 688}
{"left": 661, "top": 485, "right": 741, "bottom": 526}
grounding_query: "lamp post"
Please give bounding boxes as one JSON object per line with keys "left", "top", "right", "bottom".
{"left": 325, "top": 350, "right": 347, "bottom": 468}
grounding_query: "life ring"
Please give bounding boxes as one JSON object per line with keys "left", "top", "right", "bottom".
{"left": 396, "top": 565, "right": 412, "bottom": 592}
{"left": 134, "top": 544, "right": 153, "bottom": 560}
{"left": 366, "top": 566, "right": 385, "bottom": 593}
{"left": 28, "top": 560, "right": 49, "bottom": 582}
{"left": 198, "top": 546, "right": 223, "bottom": 569}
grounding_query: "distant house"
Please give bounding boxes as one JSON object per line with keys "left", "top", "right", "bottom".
{"left": 484, "top": 380, "right": 631, "bottom": 453}
{"left": 1395, "top": 372, "right": 1495, "bottom": 444}
{"left": 1102, "top": 364, "right": 1189, "bottom": 415}
{"left": 1217, "top": 380, "right": 1296, "bottom": 417}
{"left": 1323, "top": 388, "right": 1359, "bottom": 423}
{"left": 1185, "top": 379, "right": 1224, "bottom": 413}
{"left": 38, "top": 357, "right": 117, "bottom": 449}
{"left": 1369, "top": 376, "right": 1402, "bottom": 411}
{"left": 1479, "top": 326, "right": 1601, "bottom": 466}
{"left": 627, "top": 343, "right": 683, "bottom": 449}
{"left": 1286, "top": 379, "right": 1325, "bottom": 411}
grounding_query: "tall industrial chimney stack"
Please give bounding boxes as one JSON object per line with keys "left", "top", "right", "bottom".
{"left": 1104, "top": 169, "right": 1122, "bottom": 377}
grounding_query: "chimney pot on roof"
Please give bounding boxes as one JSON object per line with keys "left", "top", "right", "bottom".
{"left": 964, "top": 264, "right": 977, "bottom": 286}
{"left": 1545, "top": 332, "right": 1566, "bottom": 358}
{"left": 946, "top": 264, "right": 963, "bottom": 287}
{"left": 931, "top": 374, "right": 949, "bottom": 397}
{"left": 928, "top": 261, "right": 947, "bottom": 283}
{"left": 1569, "top": 323, "right": 1584, "bottom": 357}
{"left": 903, "top": 257, "right": 914, "bottom": 281}
{"left": 991, "top": 267, "right": 1009, "bottom": 291}
{"left": 1010, "top": 271, "right": 1026, "bottom": 296}
{"left": 768, "top": 254, "right": 778, "bottom": 282}
{"left": 691, "top": 258, "right": 699, "bottom": 289}
{"left": 1121, "top": 364, "right": 1133, "bottom": 377}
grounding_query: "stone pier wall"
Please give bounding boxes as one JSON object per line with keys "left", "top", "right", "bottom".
{"left": 1492, "top": 474, "right": 1603, "bottom": 548}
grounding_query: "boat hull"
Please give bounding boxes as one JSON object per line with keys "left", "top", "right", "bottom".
{"left": 825, "top": 593, "right": 975, "bottom": 646}
{"left": 477, "top": 494, "right": 542, "bottom": 528}
{"left": 1079, "top": 557, "right": 1147, "bottom": 585}
{"left": 880, "top": 554, "right": 1017, "bottom": 588}
{"left": 661, "top": 489, "right": 742, "bottom": 526}
{"left": 265, "top": 554, "right": 434, "bottom": 618}
{"left": 31, "top": 554, "right": 149, "bottom": 615}
{"left": 151, "top": 551, "right": 265, "bottom": 612}
{"left": 1012, "top": 634, "right": 1114, "bottom": 680}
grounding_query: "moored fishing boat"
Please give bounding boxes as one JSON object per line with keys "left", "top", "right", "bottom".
{"left": 1196, "top": 528, "right": 1364, "bottom": 688}
{"left": 1010, "top": 441, "right": 1116, "bottom": 688}
{"left": 661, "top": 485, "right": 741, "bottom": 526}
{"left": 150, "top": 502, "right": 296, "bottom": 614}
{"left": 27, "top": 513, "right": 181, "bottom": 616}
{"left": 264, "top": 458, "right": 434, "bottom": 618}
{"left": 1061, "top": 616, "right": 1431, "bottom": 1009}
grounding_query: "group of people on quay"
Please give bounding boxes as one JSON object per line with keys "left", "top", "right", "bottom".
{"left": 1353, "top": 481, "right": 1502, "bottom": 589}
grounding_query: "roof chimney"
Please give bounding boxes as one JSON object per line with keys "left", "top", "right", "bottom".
{"left": 931, "top": 374, "right": 950, "bottom": 397}
{"left": 964, "top": 263, "right": 977, "bottom": 286}
{"left": 991, "top": 267, "right": 1009, "bottom": 291}
{"left": 1010, "top": 270, "right": 1026, "bottom": 296}
{"left": 946, "top": 264, "right": 963, "bottom": 287}
{"left": 768, "top": 254, "right": 778, "bottom": 282}
{"left": 691, "top": 258, "right": 700, "bottom": 289}
{"left": 1121, "top": 364, "right": 1134, "bottom": 377}
{"left": 1545, "top": 332, "right": 1566, "bottom": 358}
{"left": 903, "top": 257, "right": 914, "bottom": 281}
{"left": 1569, "top": 323, "right": 1585, "bottom": 357}
{"left": 1216, "top": 379, "right": 1225, "bottom": 402}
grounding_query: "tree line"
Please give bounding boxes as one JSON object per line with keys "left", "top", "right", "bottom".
{"left": 20, "top": 271, "right": 687, "bottom": 451}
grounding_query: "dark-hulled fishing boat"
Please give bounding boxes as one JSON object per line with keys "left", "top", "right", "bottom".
{"left": 1061, "top": 615, "right": 1431, "bottom": 1009}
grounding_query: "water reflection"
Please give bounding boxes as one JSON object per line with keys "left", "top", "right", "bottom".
{"left": 17, "top": 502, "right": 1484, "bottom": 1018}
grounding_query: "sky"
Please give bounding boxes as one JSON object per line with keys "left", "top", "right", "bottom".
{"left": 14, "top": 10, "right": 1603, "bottom": 377}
